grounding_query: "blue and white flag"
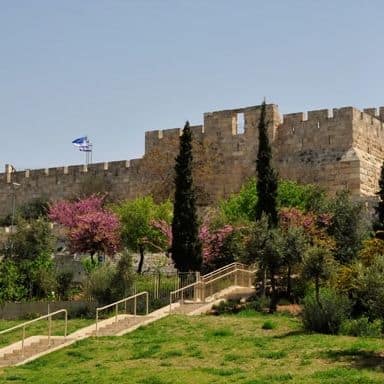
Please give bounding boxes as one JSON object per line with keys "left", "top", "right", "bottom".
{"left": 72, "top": 136, "right": 88, "bottom": 147}
{"left": 72, "top": 136, "right": 92, "bottom": 151}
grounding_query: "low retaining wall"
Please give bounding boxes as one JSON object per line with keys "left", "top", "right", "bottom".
{"left": 0, "top": 300, "right": 97, "bottom": 320}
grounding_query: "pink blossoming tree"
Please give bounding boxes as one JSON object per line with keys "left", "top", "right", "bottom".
{"left": 49, "top": 195, "right": 121, "bottom": 263}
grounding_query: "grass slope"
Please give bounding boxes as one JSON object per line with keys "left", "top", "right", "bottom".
{"left": 0, "top": 311, "right": 383, "bottom": 383}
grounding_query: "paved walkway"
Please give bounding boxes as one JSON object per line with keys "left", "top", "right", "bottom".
{"left": 0, "top": 286, "right": 255, "bottom": 367}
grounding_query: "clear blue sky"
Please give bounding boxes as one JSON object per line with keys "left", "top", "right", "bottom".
{"left": 1, "top": 0, "right": 383, "bottom": 171}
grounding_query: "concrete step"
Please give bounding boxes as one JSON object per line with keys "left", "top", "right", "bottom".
{"left": 89, "top": 316, "right": 150, "bottom": 337}
{"left": 0, "top": 338, "right": 66, "bottom": 367}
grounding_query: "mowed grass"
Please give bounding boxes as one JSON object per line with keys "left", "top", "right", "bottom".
{"left": 0, "top": 318, "right": 94, "bottom": 348}
{"left": 0, "top": 310, "right": 383, "bottom": 383}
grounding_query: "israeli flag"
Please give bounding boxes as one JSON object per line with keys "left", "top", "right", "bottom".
{"left": 72, "top": 136, "right": 88, "bottom": 147}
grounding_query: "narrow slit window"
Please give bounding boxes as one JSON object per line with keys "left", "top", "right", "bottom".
{"left": 237, "top": 113, "right": 245, "bottom": 134}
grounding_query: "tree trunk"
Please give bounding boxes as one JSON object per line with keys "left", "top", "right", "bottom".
{"left": 269, "top": 267, "right": 277, "bottom": 314}
{"left": 260, "top": 266, "right": 267, "bottom": 296}
{"left": 287, "top": 264, "right": 292, "bottom": 302}
{"left": 315, "top": 276, "right": 321, "bottom": 307}
{"left": 137, "top": 244, "right": 145, "bottom": 274}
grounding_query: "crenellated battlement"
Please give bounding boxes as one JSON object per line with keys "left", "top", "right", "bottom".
{"left": 0, "top": 102, "right": 383, "bottom": 216}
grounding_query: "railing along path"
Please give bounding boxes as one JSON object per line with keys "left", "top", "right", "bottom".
{"left": 95, "top": 291, "right": 149, "bottom": 336}
{"left": 169, "top": 263, "right": 256, "bottom": 312}
{"left": 0, "top": 309, "right": 68, "bottom": 357}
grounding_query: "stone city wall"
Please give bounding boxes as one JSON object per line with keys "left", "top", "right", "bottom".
{"left": 0, "top": 102, "right": 383, "bottom": 216}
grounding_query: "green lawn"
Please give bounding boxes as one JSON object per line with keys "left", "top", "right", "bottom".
{"left": 0, "top": 311, "right": 383, "bottom": 383}
{"left": 0, "top": 318, "right": 94, "bottom": 348}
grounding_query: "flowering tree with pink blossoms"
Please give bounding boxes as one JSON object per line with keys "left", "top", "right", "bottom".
{"left": 49, "top": 195, "right": 121, "bottom": 263}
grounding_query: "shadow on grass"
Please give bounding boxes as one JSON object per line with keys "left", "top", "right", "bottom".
{"left": 272, "top": 330, "right": 306, "bottom": 339}
{"left": 324, "top": 348, "right": 384, "bottom": 371}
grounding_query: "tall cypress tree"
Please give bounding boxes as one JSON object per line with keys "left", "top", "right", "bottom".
{"left": 374, "top": 161, "right": 384, "bottom": 236}
{"left": 171, "top": 121, "right": 202, "bottom": 272}
{"left": 255, "top": 100, "right": 278, "bottom": 227}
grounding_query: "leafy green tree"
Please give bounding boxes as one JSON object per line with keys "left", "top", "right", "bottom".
{"left": 111, "top": 249, "right": 135, "bottom": 298}
{"left": 255, "top": 101, "right": 278, "bottom": 227}
{"left": 281, "top": 226, "right": 308, "bottom": 300}
{"left": 2, "top": 218, "right": 56, "bottom": 299}
{"left": 327, "top": 190, "right": 366, "bottom": 264}
{"left": 17, "top": 197, "right": 50, "bottom": 221}
{"left": 171, "top": 121, "right": 202, "bottom": 272}
{"left": 219, "top": 178, "right": 328, "bottom": 225}
{"left": 114, "top": 196, "right": 172, "bottom": 273}
{"left": 0, "top": 260, "right": 25, "bottom": 303}
{"left": 302, "top": 246, "right": 333, "bottom": 306}
{"left": 245, "top": 216, "right": 284, "bottom": 313}
{"left": 277, "top": 181, "right": 326, "bottom": 212}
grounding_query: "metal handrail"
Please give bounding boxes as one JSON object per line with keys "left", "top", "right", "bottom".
{"left": 95, "top": 291, "right": 149, "bottom": 336}
{"left": 201, "top": 262, "right": 247, "bottom": 281}
{"left": 0, "top": 309, "right": 68, "bottom": 357}
{"left": 169, "top": 266, "right": 257, "bottom": 312}
{"left": 203, "top": 268, "right": 256, "bottom": 286}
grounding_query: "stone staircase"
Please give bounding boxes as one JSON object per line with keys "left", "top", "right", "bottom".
{"left": 0, "top": 337, "right": 68, "bottom": 367}
{"left": 87, "top": 315, "right": 153, "bottom": 337}
{"left": 0, "top": 263, "right": 256, "bottom": 367}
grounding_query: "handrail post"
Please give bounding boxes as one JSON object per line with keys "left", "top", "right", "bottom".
{"left": 146, "top": 292, "right": 149, "bottom": 315}
{"left": 21, "top": 325, "right": 25, "bottom": 358}
{"left": 115, "top": 303, "right": 118, "bottom": 323}
{"left": 48, "top": 314, "right": 52, "bottom": 347}
{"left": 96, "top": 310, "right": 99, "bottom": 337}
{"left": 124, "top": 300, "right": 127, "bottom": 314}
{"left": 134, "top": 295, "right": 137, "bottom": 317}
{"left": 64, "top": 310, "right": 68, "bottom": 341}
{"left": 169, "top": 292, "right": 172, "bottom": 314}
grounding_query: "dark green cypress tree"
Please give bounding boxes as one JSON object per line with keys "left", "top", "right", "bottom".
{"left": 374, "top": 161, "right": 384, "bottom": 236}
{"left": 171, "top": 121, "right": 202, "bottom": 272}
{"left": 255, "top": 100, "right": 278, "bottom": 227}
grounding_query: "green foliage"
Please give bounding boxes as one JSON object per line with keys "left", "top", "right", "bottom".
{"left": 245, "top": 217, "right": 284, "bottom": 312}
{"left": 1, "top": 218, "right": 55, "bottom": 300}
{"left": 84, "top": 250, "right": 135, "bottom": 304}
{"left": 3, "top": 217, "right": 54, "bottom": 262}
{"left": 115, "top": 196, "right": 172, "bottom": 251}
{"left": 353, "top": 255, "right": 384, "bottom": 320}
{"left": 255, "top": 100, "right": 278, "bottom": 227}
{"left": 171, "top": 121, "right": 202, "bottom": 272}
{"left": 85, "top": 262, "right": 116, "bottom": 305}
{"left": 261, "top": 320, "right": 277, "bottom": 330}
{"left": 302, "top": 246, "right": 333, "bottom": 304}
{"left": 0, "top": 260, "right": 25, "bottom": 303}
{"left": 56, "top": 271, "right": 74, "bottom": 300}
{"left": 302, "top": 288, "right": 350, "bottom": 334}
{"left": 111, "top": 250, "right": 134, "bottom": 298}
{"left": 277, "top": 181, "right": 326, "bottom": 212}
{"left": 219, "top": 179, "right": 257, "bottom": 224}
{"left": 114, "top": 196, "right": 172, "bottom": 273}
{"left": 340, "top": 317, "right": 382, "bottom": 337}
{"left": 219, "top": 178, "right": 326, "bottom": 225}
{"left": 281, "top": 226, "right": 308, "bottom": 299}
{"left": 327, "top": 190, "right": 366, "bottom": 264}
{"left": 17, "top": 197, "right": 50, "bottom": 221}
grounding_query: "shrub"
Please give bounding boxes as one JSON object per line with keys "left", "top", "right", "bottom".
{"left": 340, "top": 317, "right": 382, "bottom": 337}
{"left": 262, "top": 320, "right": 277, "bottom": 330}
{"left": 85, "top": 263, "right": 116, "bottom": 305}
{"left": 56, "top": 271, "right": 74, "bottom": 300}
{"left": 302, "top": 288, "right": 350, "bottom": 334}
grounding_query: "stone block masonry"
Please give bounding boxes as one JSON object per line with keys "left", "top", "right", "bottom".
{"left": 0, "top": 102, "right": 383, "bottom": 216}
